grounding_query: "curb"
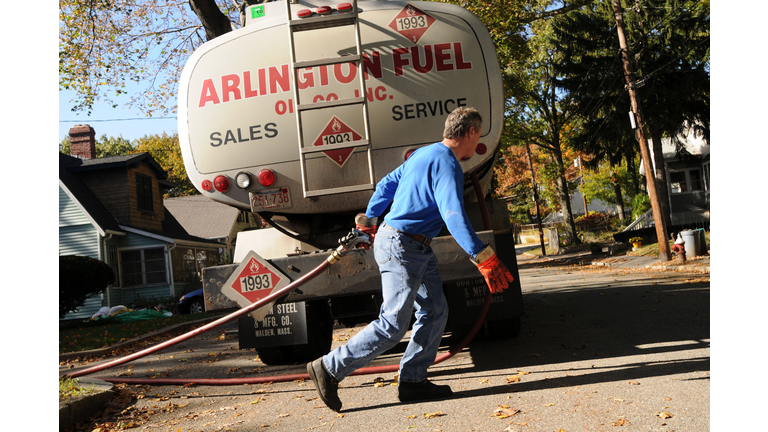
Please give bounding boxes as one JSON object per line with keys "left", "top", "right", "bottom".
{"left": 59, "top": 314, "right": 228, "bottom": 363}
{"left": 59, "top": 378, "right": 114, "bottom": 430}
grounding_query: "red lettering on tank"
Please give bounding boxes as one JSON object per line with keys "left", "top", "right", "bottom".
{"left": 269, "top": 64, "right": 290, "bottom": 94}
{"left": 297, "top": 67, "right": 314, "bottom": 90}
{"left": 221, "top": 74, "right": 241, "bottom": 102}
{"left": 243, "top": 71, "right": 259, "bottom": 98}
{"left": 393, "top": 47, "right": 410, "bottom": 76}
{"left": 454, "top": 42, "right": 472, "bottom": 70}
{"left": 362, "top": 52, "right": 383, "bottom": 79}
{"left": 334, "top": 62, "right": 357, "bottom": 84}
{"left": 411, "top": 45, "right": 434, "bottom": 74}
{"left": 434, "top": 43, "right": 452, "bottom": 72}
{"left": 199, "top": 79, "right": 220, "bottom": 107}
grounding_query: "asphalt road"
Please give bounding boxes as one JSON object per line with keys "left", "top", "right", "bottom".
{"left": 61, "top": 252, "right": 710, "bottom": 432}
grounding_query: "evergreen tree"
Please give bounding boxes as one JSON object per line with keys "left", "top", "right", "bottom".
{"left": 551, "top": 0, "right": 709, "bottom": 226}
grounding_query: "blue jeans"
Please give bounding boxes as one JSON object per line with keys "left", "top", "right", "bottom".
{"left": 322, "top": 224, "right": 448, "bottom": 383}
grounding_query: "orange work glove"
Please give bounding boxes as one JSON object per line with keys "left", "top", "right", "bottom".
{"left": 472, "top": 245, "right": 514, "bottom": 293}
{"left": 354, "top": 213, "right": 378, "bottom": 250}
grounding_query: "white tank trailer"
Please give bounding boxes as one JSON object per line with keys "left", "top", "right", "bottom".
{"left": 178, "top": 0, "right": 523, "bottom": 365}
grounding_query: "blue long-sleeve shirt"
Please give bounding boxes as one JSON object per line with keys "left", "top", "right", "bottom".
{"left": 365, "top": 142, "right": 486, "bottom": 259}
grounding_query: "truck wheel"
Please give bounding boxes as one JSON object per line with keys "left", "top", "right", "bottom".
{"left": 289, "top": 300, "right": 333, "bottom": 361}
{"left": 485, "top": 316, "right": 522, "bottom": 339}
{"left": 256, "top": 346, "right": 293, "bottom": 365}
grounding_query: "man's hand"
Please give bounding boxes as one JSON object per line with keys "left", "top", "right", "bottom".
{"left": 354, "top": 214, "right": 378, "bottom": 250}
{"left": 472, "top": 246, "right": 514, "bottom": 293}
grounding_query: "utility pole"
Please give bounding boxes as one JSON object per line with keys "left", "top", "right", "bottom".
{"left": 612, "top": 0, "right": 671, "bottom": 262}
{"left": 526, "top": 143, "right": 546, "bottom": 256}
{"left": 576, "top": 155, "right": 588, "bottom": 216}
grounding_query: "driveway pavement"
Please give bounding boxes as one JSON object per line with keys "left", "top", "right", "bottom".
{"left": 59, "top": 245, "right": 711, "bottom": 431}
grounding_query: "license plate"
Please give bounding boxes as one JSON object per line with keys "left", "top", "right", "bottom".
{"left": 250, "top": 187, "right": 292, "bottom": 211}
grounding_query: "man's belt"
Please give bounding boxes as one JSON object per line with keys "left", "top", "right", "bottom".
{"left": 382, "top": 222, "right": 432, "bottom": 246}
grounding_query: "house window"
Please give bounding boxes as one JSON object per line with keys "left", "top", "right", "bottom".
{"left": 689, "top": 169, "right": 704, "bottom": 191}
{"left": 171, "top": 247, "right": 221, "bottom": 285}
{"left": 669, "top": 169, "right": 704, "bottom": 194}
{"left": 136, "top": 174, "right": 154, "bottom": 212}
{"left": 119, "top": 247, "right": 167, "bottom": 287}
{"left": 669, "top": 171, "right": 687, "bottom": 194}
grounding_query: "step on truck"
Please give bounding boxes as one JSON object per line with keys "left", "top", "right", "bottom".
{"left": 178, "top": 0, "right": 524, "bottom": 365}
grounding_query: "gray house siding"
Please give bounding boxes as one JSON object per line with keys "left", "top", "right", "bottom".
{"left": 59, "top": 186, "right": 106, "bottom": 320}
{"left": 106, "top": 232, "right": 176, "bottom": 307}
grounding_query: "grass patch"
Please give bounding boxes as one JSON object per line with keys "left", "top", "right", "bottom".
{"left": 59, "top": 310, "right": 229, "bottom": 355}
{"left": 59, "top": 376, "right": 96, "bottom": 401}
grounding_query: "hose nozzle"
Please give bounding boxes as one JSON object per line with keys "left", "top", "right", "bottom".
{"left": 328, "top": 229, "right": 371, "bottom": 264}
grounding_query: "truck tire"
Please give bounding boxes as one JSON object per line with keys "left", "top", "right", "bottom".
{"left": 255, "top": 346, "right": 293, "bottom": 365}
{"left": 256, "top": 300, "right": 333, "bottom": 365}
{"left": 485, "top": 316, "right": 522, "bottom": 339}
{"left": 289, "top": 300, "right": 333, "bottom": 361}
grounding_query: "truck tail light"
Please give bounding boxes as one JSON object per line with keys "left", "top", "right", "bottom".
{"left": 213, "top": 175, "right": 230, "bottom": 192}
{"left": 405, "top": 149, "right": 417, "bottom": 160}
{"left": 336, "top": 3, "right": 353, "bottom": 12}
{"left": 235, "top": 172, "right": 252, "bottom": 189}
{"left": 476, "top": 143, "right": 487, "bottom": 155}
{"left": 317, "top": 5, "right": 333, "bottom": 15}
{"left": 296, "top": 8, "right": 312, "bottom": 18}
{"left": 258, "top": 169, "right": 276, "bottom": 186}
{"left": 202, "top": 180, "right": 213, "bottom": 192}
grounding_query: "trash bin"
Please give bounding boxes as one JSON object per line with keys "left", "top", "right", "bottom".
{"left": 680, "top": 229, "right": 700, "bottom": 257}
{"left": 697, "top": 228, "right": 708, "bottom": 255}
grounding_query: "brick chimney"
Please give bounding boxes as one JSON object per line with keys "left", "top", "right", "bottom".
{"left": 69, "top": 124, "right": 96, "bottom": 159}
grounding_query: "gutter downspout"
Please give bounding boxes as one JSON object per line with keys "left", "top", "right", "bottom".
{"left": 167, "top": 243, "right": 176, "bottom": 297}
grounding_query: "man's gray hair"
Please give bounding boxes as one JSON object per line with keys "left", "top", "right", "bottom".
{"left": 443, "top": 107, "right": 482, "bottom": 139}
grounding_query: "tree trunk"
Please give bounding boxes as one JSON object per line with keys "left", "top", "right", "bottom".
{"left": 649, "top": 126, "right": 673, "bottom": 229}
{"left": 611, "top": 162, "right": 626, "bottom": 221}
{"left": 189, "top": 0, "right": 233, "bottom": 41}
{"left": 551, "top": 150, "right": 580, "bottom": 245}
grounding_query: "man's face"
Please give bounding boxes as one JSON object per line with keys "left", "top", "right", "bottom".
{"left": 460, "top": 126, "right": 482, "bottom": 160}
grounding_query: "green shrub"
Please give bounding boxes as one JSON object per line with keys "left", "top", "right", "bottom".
{"left": 59, "top": 255, "right": 115, "bottom": 318}
{"left": 631, "top": 194, "right": 651, "bottom": 219}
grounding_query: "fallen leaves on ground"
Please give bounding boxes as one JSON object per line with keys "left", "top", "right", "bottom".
{"left": 492, "top": 405, "right": 521, "bottom": 419}
{"left": 423, "top": 411, "right": 444, "bottom": 419}
{"left": 612, "top": 418, "right": 631, "bottom": 426}
{"left": 655, "top": 411, "right": 674, "bottom": 419}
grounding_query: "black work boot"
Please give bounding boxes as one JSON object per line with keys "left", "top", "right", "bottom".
{"left": 398, "top": 379, "right": 453, "bottom": 403}
{"left": 307, "top": 358, "right": 342, "bottom": 412}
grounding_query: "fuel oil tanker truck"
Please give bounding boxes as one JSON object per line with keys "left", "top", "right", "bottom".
{"left": 178, "top": 0, "right": 524, "bottom": 364}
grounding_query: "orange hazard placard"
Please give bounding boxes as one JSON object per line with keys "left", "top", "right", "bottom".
{"left": 312, "top": 116, "right": 362, "bottom": 168}
{"left": 388, "top": 4, "right": 436, "bottom": 44}
{"left": 221, "top": 251, "right": 290, "bottom": 312}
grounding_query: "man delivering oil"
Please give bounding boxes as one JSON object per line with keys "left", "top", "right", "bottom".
{"left": 307, "top": 107, "right": 514, "bottom": 411}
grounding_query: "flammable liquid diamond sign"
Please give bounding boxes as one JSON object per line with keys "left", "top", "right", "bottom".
{"left": 220, "top": 250, "right": 290, "bottom": 321}
{"left": 388, "top": 4, "right": 436, "bottom": 44}
{"left": 312, "top": 116, "right": 363, "bottom": 168}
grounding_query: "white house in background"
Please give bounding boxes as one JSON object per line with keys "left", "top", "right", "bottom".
{"left": 542, "top": 178, "right": 618, "bottom": 224}
{"left": 643, "top": 125, "right": 710, "bottom": 223}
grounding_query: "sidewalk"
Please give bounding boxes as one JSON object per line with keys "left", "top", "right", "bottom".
{"left": 517, "top": 244, "right": 710, "bottom": 274}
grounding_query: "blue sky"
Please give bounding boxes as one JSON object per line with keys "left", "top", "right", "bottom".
{"left": 59, "top": 89, "right": 179, "bottom": 143}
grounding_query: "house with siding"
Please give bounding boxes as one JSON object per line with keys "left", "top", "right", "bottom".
{"left": 644, "top": 125, "right": 710, "bottom": 224}
{"left": 164, "top": 195, "right": 264, "bottom": 263}
{"left": 59, "top": 125, "right": 224, "bottom": 320}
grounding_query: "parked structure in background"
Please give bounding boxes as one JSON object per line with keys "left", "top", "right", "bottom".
{"left": 59, "top": 125, "right": 229, "bottom": 320}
